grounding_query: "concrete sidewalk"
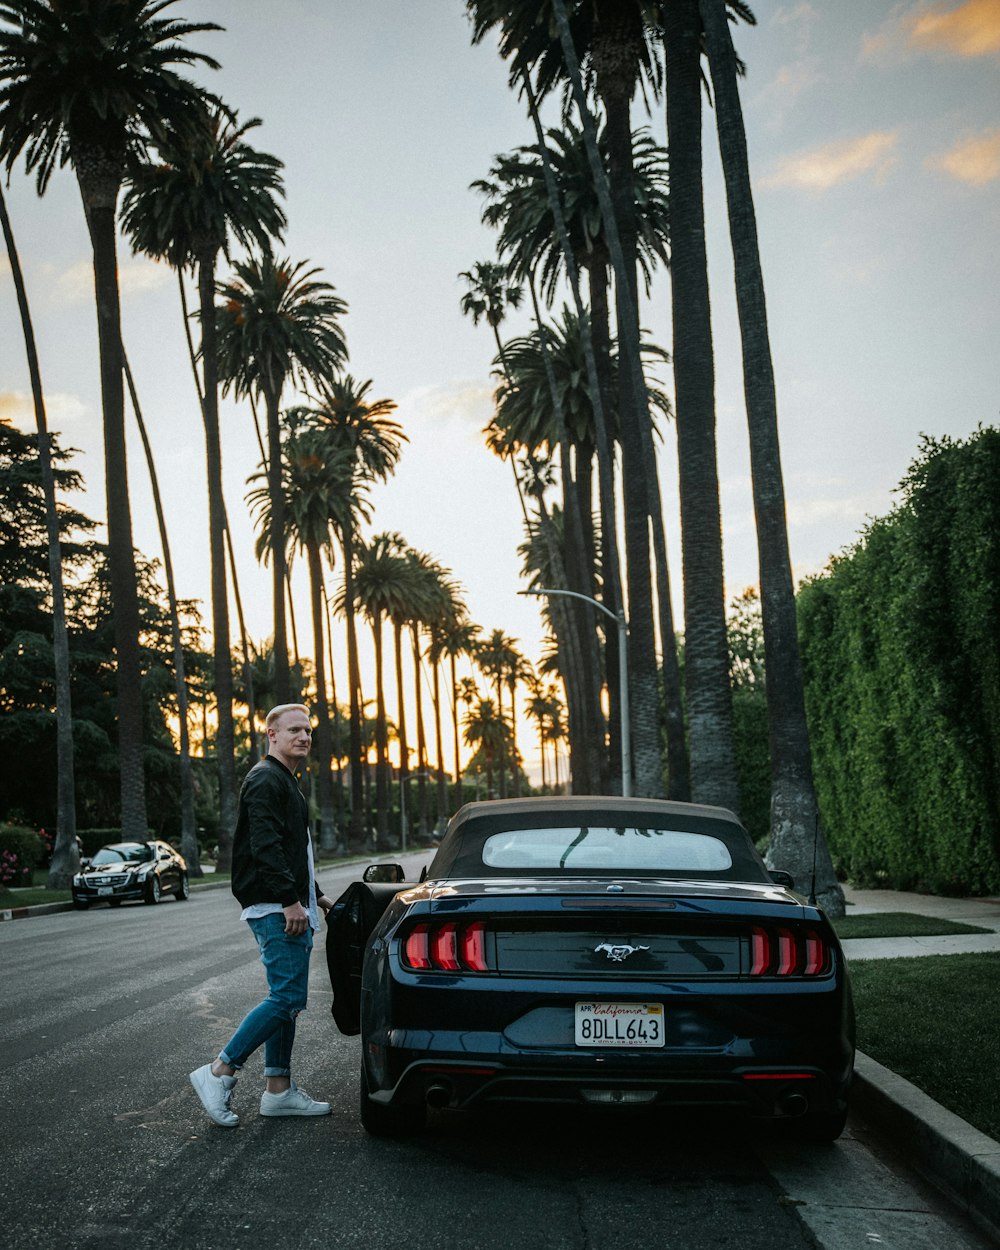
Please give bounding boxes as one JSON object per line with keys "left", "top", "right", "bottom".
{"left": 841, "top": 884, "right": 1000, "bottom": 1243}
{"left": 841, "top": 885, "right": 1000, "bottom": 961}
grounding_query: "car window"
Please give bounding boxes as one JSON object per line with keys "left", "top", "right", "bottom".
{"left": 482, "top": 826, "right": 733, "bottom": 872}
{"left": 93, "top": 843, "right": 151, "bottom": 865}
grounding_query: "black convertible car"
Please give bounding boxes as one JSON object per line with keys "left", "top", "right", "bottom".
{"left": 327, "top": 797, "right": 854, "bottom": 1140}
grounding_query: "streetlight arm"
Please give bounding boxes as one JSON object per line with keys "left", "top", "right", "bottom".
{"left": 518, "top": 586, "right": 622, "bottom": 628}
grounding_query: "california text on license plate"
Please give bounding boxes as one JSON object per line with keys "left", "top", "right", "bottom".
{"left": 575, "top": 1002, "right": 665, "bottom": 1047}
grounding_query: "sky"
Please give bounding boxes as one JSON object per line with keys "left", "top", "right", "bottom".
{"left": 2, "top": 0, "right": 999, "bottom": 781}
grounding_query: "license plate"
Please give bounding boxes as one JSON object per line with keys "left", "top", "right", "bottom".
{"left": 97, "top": 887, "right": 113, "bottom": 896}
{"left": 575, "top": 1002, "right": 665, "bottom": 1048}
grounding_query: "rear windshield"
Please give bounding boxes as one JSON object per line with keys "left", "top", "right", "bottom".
{"left": 430, "top": 810, "right": 769, "bottom": 882}
{"left": 482, "top": 826, "right": 733, "bottom": 872}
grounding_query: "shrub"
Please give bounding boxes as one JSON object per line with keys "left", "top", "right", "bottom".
{"left": 0, "top": 823, "right": 47, "bottom": 886}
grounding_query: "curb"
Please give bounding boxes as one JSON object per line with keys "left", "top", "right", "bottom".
{"left": 0, "top": 875, "right": 232, "bottom": 922}
{"left": 853, "top": 1050, "right": 1000, "bottom": 1243}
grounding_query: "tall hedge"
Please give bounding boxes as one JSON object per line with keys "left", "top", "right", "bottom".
{"left": 798, "top": 428, "right": 1000, "bottom": 893}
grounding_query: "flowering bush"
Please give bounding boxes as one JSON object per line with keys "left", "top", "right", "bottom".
{"left": 0, "top": 848, "right": 20, "bottom": 885}
{"left": 0, "top": 824, "right": 46, "bottom": 888}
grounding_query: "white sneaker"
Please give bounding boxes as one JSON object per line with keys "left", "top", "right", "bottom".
{"left": 190, "top": 1063, "right": 239, "bottom": 1127}
{"left": 260, "top": 1080, "right": 331, "bottom": 1117}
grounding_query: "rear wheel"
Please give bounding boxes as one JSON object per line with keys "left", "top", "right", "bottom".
{"left": 144, "top": 876, "right": 161, "bottom": 906}
{"left": 359, "top": 1064, "right": 425, "bottom": 1137}
{"left": 174, "top": 872, "right": 190, "bottom": 901}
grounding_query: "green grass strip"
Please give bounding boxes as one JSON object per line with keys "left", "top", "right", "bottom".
{"left": 851, "top": 952, "right": 1000, "bottom": 1141}
{"left": 835, "top": 911, "right": 991, "bottom": 939}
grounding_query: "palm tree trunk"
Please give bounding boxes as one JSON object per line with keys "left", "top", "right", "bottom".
{"left": 372, "top": 610, "right": 390, "bottom": 851}
{"left": 523, "top": 75, "right": 621, "bottom": 794}
{"left": 78, "top": 188, "right": 148, "bottom": 838}
{"left": 306, "top": 540, "right": 337, "bottom": 851}
{"left": 450, "top": 653, "right": 463, "bottom": 813}
{"left": 0, "top": 186, "right": 79, "bottom": 887}
{"left": 411, "top": 624, "right": 430, "bottom": 836}
{"left": 264, "top": 379, "right": 291, "bottom": 702}
{"left": 340, "top": 521, "right": 365, "bottom": 847}
{"left": 393, "top": 620, "right": 410, "bottom": 847}
{"left": 661, "top": 0, "right": 741, "bottom": 813}
{"left": 223, "top": 508, "right": 256, "bottom": 757}
{"left": 177, "top": 271, "right": 256, "bottom": 767}
{"left": 197, "top": 249, "right": 237, "bottom": 861}
{"left": 432, "top": 657, "right": 448, "bottom": 829}
{"left": 549, "top": 0, "right": 667, "bottom": 799}
{"left": 700, "top": 0, "right": 842, "bottom": 912}
{"left": 122, "top": 351, "right": 200, "bottom": 875}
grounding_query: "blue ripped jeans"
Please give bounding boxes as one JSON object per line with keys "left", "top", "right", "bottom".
{"left": 218, "top": 913, "right": 313, "bottom": 1078}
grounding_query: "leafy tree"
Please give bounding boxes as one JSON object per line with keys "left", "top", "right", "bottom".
{"left": 0, "top": 0, "right": 221, "bottom": 838}
{"left": 0, "top": 184, "right": 78, "bottom": 886}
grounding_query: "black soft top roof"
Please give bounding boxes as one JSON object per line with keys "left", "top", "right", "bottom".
{"left": 428, "top": 796, "right": 768, "bottom": 882}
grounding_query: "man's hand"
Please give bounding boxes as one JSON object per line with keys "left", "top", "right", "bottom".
{"left": 317, "top": 894, "right": 334, "bottom": 915}
{"left": 283, "top": 901, "right": 309, "bottom": 935}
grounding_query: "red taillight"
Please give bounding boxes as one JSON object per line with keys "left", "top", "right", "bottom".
{"left": 404, "top": 923, "right": 431, "bottom": 970}
{"left": 461, "top": 921, "right": 487, "bottom": 972}
{"left": 803, "top": 929, "right": 827, "bottom": 976}
{"left": 749, "top": 925, "right": 828, "bottom": 978}
{"left": 431, "top": 922, "right": 460, "bottom": 971}
{"left": 751, "top": 926, "right": 771, "bottom": 975}
{"left": 403, "top": 920, "right": 489, "bottom": 973}
{"left": 776, "top": 927, "right": 797, "bottom": 976}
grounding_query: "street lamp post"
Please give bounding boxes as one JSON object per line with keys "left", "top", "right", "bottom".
{"left": 518, "top": 588, "right": 631, "bottom": 798}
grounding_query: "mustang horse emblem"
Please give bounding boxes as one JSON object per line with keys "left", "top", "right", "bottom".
{"left": 594, "top": 941, "right": 650, "bottom": 963}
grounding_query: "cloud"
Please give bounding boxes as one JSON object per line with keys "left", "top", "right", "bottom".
{"left": 0, "top": 390, "right": 89, "bottom": 429}
{"left": 402, "top": 380, "right": 495, "bottom": 444}
{"left": 863, "top": 0, "right": 1000, "bottom": 63}
{"left": 762, "top": 131, "right": 899, "bottom": 190}
{"left": 54, "top": 254, "right": 172, "bottom": 304}
{"left": 926, "top": 126, "right": 1000, "bottom": 182}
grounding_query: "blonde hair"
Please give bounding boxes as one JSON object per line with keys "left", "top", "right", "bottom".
{"left": 265, "top": 703, "right": 311, "bottom": 730}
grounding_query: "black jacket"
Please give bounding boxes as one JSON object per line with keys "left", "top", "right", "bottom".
{"left": 231, "top": 756, "right": 319, "bottom": 909}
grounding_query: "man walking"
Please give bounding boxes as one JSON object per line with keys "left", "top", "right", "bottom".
{"left": 190, "top": 703, "right": 334, "bottom": 1127}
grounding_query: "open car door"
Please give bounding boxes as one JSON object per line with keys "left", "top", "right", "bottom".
{"left": 325, "top": 880, "right": 406, "bottom": 1035}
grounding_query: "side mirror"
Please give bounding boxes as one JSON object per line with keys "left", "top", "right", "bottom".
{"left": 80, "top": 858, "right": 91, "bottom": 869}
{"left": 363, "top": 862, "right": 406, "bottom": 884}
{"left": 769, "top": 869, "right": 795, "bottom": 890}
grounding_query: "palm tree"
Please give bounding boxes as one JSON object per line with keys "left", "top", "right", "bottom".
{"left": 0, "top": 0, "right": 221, "bottom": 838}
{"left": 475, "top": 629, "right": 521, "bottom": 799}
{"left": 0, "top": 183, "right": 78, "bottom": 887}
{"left": 216, "top": 252, "right": 348, "bottom": 703}
{"left": 435, "top": 615, "right": 481, "bottom": 811}
{"left": 698, "top": 0, "right": 841, "bottom": 913}
{"left": 463, "top": 697, "right": 510, "bottom": 798}
{"left": 459, "top": 260, "right": 523, "bottom": 370}
{"left": 305, "top": 376, "right": 405, "bottom": 844}
{"left": 122, "top": 351, "right": 199, "bottom": 873}
{"left": 656, "top": 0, "right": 741, "bottom": 812}
{"left": 121, "top": 105, "right": 286, "bottom": 851}
{"left": 247, "top": 422, "right": 354, "bottom": 853}
{"left": 353, "top": 533, "right": 417, "bottom": 849}
{"left": 477, "top": 117, "right": 689, "bottom": 797}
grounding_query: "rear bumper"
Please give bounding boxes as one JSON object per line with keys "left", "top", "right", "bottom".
{"left": 367, "top": 1053, "right": 853, "bottom": 1119}
{"left": 362, "top": 971, "right": 855, "bottom": 1119}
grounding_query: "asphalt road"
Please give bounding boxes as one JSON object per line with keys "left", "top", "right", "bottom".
{"left": 0, "top": 855, "right": 992, "bottom": 1250}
